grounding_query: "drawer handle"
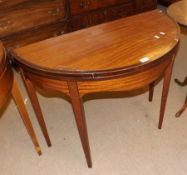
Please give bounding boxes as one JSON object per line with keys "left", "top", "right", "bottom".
{"left": 61, "top": 31, "right": 65, "bottom": 34}
{"left": 120, "top": 12, "right": 127, "bottom": 17}
{"left": 103, "top": 10, "right": 107, "bottom": 15}
{"left": 79, "top": 2, "right": 84, "bottom": 8}
{"left": 79, "top": 1, "right": 90, "bottom": 8}
{"left": 48, "top": 8, "right": 60, "bottom": 16}
{"left": 85, "top": 1, "right": 90, "bottom": 8}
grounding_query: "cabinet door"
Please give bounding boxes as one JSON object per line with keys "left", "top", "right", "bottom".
{"left": 0, "top": 0, "right": 65, "bottom": 38}
{"left": 71, "top": 10, "right": 107, "bottom": 30}
{"left": 106, "top": 3, "right": 135, "bottom": 21}
{"left": 71, "top": 2, "right": 135, "bottom": 31}
{"left": 69, "top": 0, "right": 131, "bottom": 15}
{"left": 2, "top": 21, "right": 68, "bottom": 48}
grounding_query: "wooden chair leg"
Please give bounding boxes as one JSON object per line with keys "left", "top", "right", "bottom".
{"left": 175, "top": 77, "right": 187, "bottom": 86}
{"left": 158, "top": 59, "right": 174, "bottom": 129}
{"left": 149, "top": 81, "right": 155, "bottom": 102}
{"left": 21, "top": 71, "right": 51, "bottom": 147}
{"left": 68, "top": 81, "right": 92, "bottom": 168}
{"left": 175, "top": 93, "right": 187, "bottom": 117}
{"left": 11, "top": 77, "right": 42, "bottom": 155}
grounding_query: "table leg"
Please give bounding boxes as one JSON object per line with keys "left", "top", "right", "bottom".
{"left": 175, "top": 93, "right": 187, "bottom": 117}
{"left": 21, "top": 71, "right": 51, "bottom": 147}
{"left": 11, "top": 77, "right": 42, "bottom": 155}
{"left": 68, "top": 81, "right": 92, "bottom": 168}
{"left": 149, "top": 81, "right": 155, "bottom": 102}
{"left": 175, "top": 77, "right": 187, "bottom": 86}
{"left": 174, "top": 76, "right": 187, "bottom": 117}
{"left": 158, "top": 59, "right": 174, "bottom": 129}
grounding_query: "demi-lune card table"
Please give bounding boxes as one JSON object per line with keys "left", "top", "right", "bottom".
{"left": 10, "top": 10, "right": 180, "bottom": 167}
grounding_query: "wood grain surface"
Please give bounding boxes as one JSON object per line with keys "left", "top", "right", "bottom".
{"left": 0, "top": 0, "right": 65, "bottom": 37}
{"left": 69, "top": 0, "right": 131, "bottom": 15}
{"left": 13, "top": 10, "right": 179, "bottom": 80}
{"left": 0, "top": 0, "right": 156, "bottom": 48}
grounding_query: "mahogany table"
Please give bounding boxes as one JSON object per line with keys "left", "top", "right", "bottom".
{"left": 10, "top": 10, "right": 180, "bottom": 167}
{"left": 0, "top": 41, "right": 43, "bottom": 155}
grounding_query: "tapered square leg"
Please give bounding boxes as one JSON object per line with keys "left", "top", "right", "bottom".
{"left": 11, "top": 77, "right": 42, "bottom": 155}
{"left": 174, "top": 77, "right": 187, "bottom": 117}
{"left": 149, "top": 81, "right": 155, "bottom": 102}
{"left": 68, "top": 81, "right": 92, "bottom": 168}
{"left": 175, "top": 77, "right": 187, "bottom": 86}
{"left": 158, "top": 59, "right": 174, "bottom": 129}
{"left": 21, "top": 71, "right": 51, "bottom": 147}
{"left": 175, "top": 94, "right": 187, "bottom": 117}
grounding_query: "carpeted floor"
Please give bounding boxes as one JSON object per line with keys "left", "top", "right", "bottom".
{"left": 1, "top": 9, "right": 187, "bottom": 175}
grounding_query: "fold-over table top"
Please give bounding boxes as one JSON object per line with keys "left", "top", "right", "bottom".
{"left": 12, "top": 10, "right": 180, "bottom": 79}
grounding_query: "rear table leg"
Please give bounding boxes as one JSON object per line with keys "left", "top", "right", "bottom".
{"left": 149, "top": 81, "right": 155, "bottom": 102}
{"left": 175, "top": 94, "right": 187, "bottom": 117}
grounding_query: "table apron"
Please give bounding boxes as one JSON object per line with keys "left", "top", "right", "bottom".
{"left": 24, "top": 58, "right": 171, "bottom": 97}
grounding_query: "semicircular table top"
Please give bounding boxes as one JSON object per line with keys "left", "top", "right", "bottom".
{"left": 167, "top": 0, "right": 187, "bottom": 26}
{"left": 12, "top": 10, "right": 180, "bottom": 78}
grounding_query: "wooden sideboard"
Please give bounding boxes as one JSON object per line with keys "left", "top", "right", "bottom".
{"left": 158, "top": 0, "right": 180, "bottom": 6}
{"left": 0, "top": 0, "right": 157, "bottom": 48}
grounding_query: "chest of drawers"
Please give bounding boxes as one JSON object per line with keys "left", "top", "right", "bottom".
{"left": 158, "top": 0, "right": 180, "bottom": 6}
{"left": 0, "top": 0, "right": 157, "bottom": 48}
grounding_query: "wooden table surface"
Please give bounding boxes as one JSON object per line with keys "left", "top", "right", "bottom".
{"left": 13, "top": 10, "right": 179, "bottom": 80}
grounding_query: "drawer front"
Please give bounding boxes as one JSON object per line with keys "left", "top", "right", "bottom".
{"left": 141, "top": 0, "right": 157, "bottom": 10}
{"left": 158, "top": 0, "right": 180, "bottom": 5}
{"left": 0, "top": 0, "right": 29, "bottom": 10}
{"left": 2, "top": 21, "right": 68, "bottom": 48}
{"left": 71, "top": 3, "right": 135, "bottom": 30}
{"left": 69, "top": 0, "right": 131, "bottom": 15}
{"left": 71, "top": 11, "right": 106, "bottom": 30}
{"left": 0, "top": 0, "right": 65, "bottom": 37}
{"left": 136, "top": 0, "right": 157, "bottom": 12}
{"left": 105, "top": 3, "right": 135, "bottom": 21}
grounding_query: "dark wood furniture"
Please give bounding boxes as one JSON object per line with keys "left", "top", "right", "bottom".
{"left": 0, "top": 0, "right": 157, "bottom": 48}
{"left": 158, "top": 0, "right": 180, "bottom": 6}
{"left": 10, "top": 10, "right": 179, "bottom": 167}
{"left": 167, "top": 1, "right": 187, "bottom": 117}
{"left": 0, "top": 41, "right": 48, "bottom": 155}
{"left": 175, "top": 77, "right": 187, "bottom": 117}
